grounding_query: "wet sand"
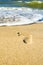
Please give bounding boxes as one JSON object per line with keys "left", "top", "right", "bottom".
{"left": 0, "top": 23, "right": 43, "bottom": 65}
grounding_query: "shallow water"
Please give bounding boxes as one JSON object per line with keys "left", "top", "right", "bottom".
{"left": 0, "top": 1, "right": 43, "bottom": 26}
{"left": 0, "top": 7, "right": 43, "bottom": 26}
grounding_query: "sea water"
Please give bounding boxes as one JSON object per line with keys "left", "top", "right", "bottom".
{"left": 0, "top": 2, "right": 43, "bottom": 26}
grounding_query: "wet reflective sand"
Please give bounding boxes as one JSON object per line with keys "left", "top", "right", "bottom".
{"left": 0, "top": 23, "right": 43, "bottom": 65}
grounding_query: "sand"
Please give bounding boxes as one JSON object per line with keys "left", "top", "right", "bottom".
{"left": 0, "top": 23, "right": 43, "bottom": 65}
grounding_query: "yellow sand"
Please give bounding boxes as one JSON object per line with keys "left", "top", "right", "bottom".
{"left": 0, "top": 23, "right": 43, "bottom": 65}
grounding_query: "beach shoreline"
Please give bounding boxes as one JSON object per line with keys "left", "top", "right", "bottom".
{"left": 0, "top": 23, "right": 43, "bottom": 65}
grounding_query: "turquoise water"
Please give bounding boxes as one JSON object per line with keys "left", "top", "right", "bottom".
{"left": 0, "top": 1, "right": 43, "bottom": 7}
{"left": 0, "top": 4, "right": 18, "bottom": 7}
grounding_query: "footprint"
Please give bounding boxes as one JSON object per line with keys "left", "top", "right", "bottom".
{"left": 17, "top": 32, "right": 32, "bottom": 44}
{"left": 23, "top": 37, "right": 28, "bottom": 44}
{"left": 23, "top": 35, "right": 32, "bottom": 44}
{"left": 17, "top": 32, "right": 21, "bottom": 36}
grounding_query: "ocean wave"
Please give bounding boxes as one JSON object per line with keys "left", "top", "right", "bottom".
{"left": 0, "top": 7, "right": 43, "bottom": 26}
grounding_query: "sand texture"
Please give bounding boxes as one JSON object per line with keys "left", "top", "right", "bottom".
{"left": 0, "top": 23, "right": 43, "bottom": 65}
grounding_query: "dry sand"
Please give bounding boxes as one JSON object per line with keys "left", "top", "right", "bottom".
{"left": 0, "top": 23, "right": 43, "bottom": 65}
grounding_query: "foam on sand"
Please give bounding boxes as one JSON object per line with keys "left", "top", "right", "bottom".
{"left": 0, "top": 7, "right": 43, "bottom": 26}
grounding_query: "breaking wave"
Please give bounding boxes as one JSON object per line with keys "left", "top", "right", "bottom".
{"left": 0, "top": 7, "right": 43, "bottom": 26}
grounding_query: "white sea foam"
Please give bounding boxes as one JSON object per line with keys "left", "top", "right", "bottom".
{"left": 0, "top": 7, "right": 43, "bottom": 26}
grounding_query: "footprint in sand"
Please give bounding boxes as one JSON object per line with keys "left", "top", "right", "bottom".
{"left": 17, "top": 32, "right": 32, "bottom": 44}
